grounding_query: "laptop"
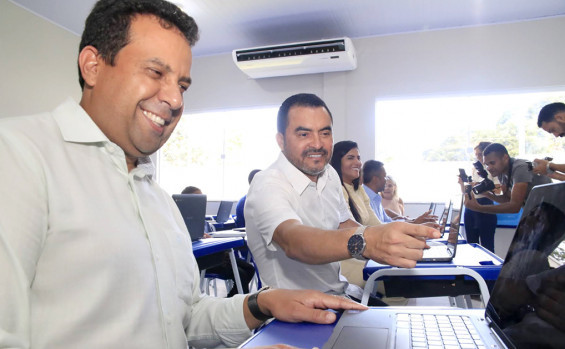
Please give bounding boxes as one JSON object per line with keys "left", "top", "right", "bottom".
{"left": 323, "top": 182, "right": 565, "bottom": 349}
{"left": 172, "top": 194, "right": 207, "bottom": 241}
{"left": 215, "top": 200, "right": 234, "bottom": 224}
{"left": 419, "top": 196, "right": 463, "bottom": 262}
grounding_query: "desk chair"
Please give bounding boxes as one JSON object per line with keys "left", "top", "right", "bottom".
{"left": 362, "top": 267, "right": 490, "bottom": 308}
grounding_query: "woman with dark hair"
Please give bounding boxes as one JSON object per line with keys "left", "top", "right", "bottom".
{"left": 330, "top": 141, "right": 382, "bottom": 227}
{"left": 330, "top": 141, "right": 381, "bottom": 289}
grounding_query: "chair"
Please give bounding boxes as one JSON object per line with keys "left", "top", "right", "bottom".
{"left": 362, "top": 266, "right": 491, "bottom": 308}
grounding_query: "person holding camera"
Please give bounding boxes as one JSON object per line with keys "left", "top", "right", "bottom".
{"left": 533, "top": 102, "right": 565, "bottom": 181}
{"left": 458, "top": 142, "right": 499, "bottom": 252}
{"left": 463, "top": 143, "right": 552, "bottom": 215}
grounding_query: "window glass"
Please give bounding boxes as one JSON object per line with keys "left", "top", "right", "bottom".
{"left": 159, "top": 107, "right": 279, "bottom": 199}
{"left": 375, "top": 91, "right": 565, "bottom": 202}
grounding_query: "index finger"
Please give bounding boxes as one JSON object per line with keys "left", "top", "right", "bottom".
{"left": 310, "top": 294, "right": 368, "bottom": 312}
{"left": 399, "top": 222, "right": 441, "bottom": 239}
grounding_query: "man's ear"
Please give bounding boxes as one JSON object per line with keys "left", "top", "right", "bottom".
{"left": 276, "top": 132, "right": 285, "bottom": 151}
{"left": 554, "top": 111, "right": 565, "bottom": 123}
{"left": 78, "top": 46, "right": 101, "bottom": 88}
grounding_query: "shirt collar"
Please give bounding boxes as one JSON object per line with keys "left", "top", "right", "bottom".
{"left": 275, "top": 152, "right": 330, "bottom": 195}
{"left": 52, "top": 98, "right": 155, "bottom": 179}
{"left": 363, "top": 184, "right": 380, "bottom": 201}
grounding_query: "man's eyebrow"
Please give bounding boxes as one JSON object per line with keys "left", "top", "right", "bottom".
{"left": 294, "top": 126, "right": 312, "bottom": 132}
{"left": 147, "top": 58, "right": 192, "bottom": 85}
{"left": 320, "top": 126, "right": 332, "bottom": 132}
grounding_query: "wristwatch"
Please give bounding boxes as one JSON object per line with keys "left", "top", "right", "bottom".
{"left": 247, "top": 286, "right": 272, "bottom": 322}
{"left": 347, "top": 226, "right": 367, "bottom": 260}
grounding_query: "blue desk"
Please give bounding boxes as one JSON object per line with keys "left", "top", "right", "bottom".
{"left": 363, "top": 244, "right": 503, "bottom": 299}
{"left": 193, "top": 237, "right": 246, "bottom": 294}
{"left": 240, "top": 318, "right": 334, "bottom": 348}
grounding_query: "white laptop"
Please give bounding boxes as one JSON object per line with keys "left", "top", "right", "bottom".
{"left": 323, "top": 182, "right": 565, "bottom": 349}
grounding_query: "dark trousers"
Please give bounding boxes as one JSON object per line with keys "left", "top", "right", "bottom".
{"left": 206, "top": 253, "right": 256, "bottom": 297}
{"left": 464, "top": 197, "right": 497, "bottom": 253}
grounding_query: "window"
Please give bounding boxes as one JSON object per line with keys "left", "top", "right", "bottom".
{"left": 375, "top": 90, "right": 565, "bottom": 202}
{"left": 159, "top": 107, "right": 280, "bottom": 199}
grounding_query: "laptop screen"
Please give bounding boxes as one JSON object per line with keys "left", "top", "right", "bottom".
{"left": 446, "top": 195, "right": 463, "bottom": 251}
{"left": 486, "top": 182, "right": 565, "bottom": 348}
{"left": 172, "top": 194, "right": 207, "bottom": 241}
{"left": 216, "top": 200, "right": 234, "bottom": 224}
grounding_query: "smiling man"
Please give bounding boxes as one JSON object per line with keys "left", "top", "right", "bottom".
{"left": 245, "top": 93, "right": 440, "bottom": 304}
{"left": 0, "top": 1, "right": 367, "bottom": 348}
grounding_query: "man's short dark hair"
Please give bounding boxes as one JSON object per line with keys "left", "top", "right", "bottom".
{"left": 78, "top": 0, "right": 199, "bottom": 89}
{"left": 362, "top": 160, "right": 384, "bottom": 184}
{"left": 181, "top": 186, "right": 201, "bottom": 194}
{"left": 277, "top": 93, "right": 333, "bottom": 134}
{"left": 483, "top": 143, "right": 509, "bottom": 158}
{"left": 537, "top": 102, "right": 565, "bottom": 127}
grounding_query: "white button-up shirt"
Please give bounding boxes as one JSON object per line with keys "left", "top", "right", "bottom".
{"left": 0, "top": 98, "right": 250, "bottom": 349}
{"left": 245, "top": 153, "right": 352, "bottom": 295}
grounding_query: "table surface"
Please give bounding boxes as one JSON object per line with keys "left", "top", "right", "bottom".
{"left": 191, "top": 237, "right": 245, "bottom": 258}
{"left": 363, "top": 243, "right": 503, "bottom": 281}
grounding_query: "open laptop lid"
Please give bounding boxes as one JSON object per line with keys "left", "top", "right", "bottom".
{"left": 172, "top": 194, "right": 207, "bottom": 241}
{"left": 485, "top": 182, "right": 565, "bottom": 348}
{"left": 215, "top": 200, "right": 234, "bottom": 223}
{"left": 438, "top": 200, "right": 452, "bottom": 233}
{"left": 445, "top": 195, "right": 464, "bottom": 255}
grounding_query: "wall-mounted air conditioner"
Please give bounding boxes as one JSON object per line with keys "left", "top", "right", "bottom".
{"left": 232, "top": 37, "right": 357, "bottom": 79}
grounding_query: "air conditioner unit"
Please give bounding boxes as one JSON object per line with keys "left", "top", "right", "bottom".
{"left": 232, "top": 37, "right": 357, "bottom": 79}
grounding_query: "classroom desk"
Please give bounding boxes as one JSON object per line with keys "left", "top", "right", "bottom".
{"left": 192, "top": 237, "right": 245, "bottom": 294}
{"left": 363, "top": 244, "right": 503, "bottom": 299}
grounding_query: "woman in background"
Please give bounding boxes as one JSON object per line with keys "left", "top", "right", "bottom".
{"left": 381, "top": 176, "right": 405, "bottom": 219}
{"left": 330, "top": 141, "right": 381, "bottom": 290}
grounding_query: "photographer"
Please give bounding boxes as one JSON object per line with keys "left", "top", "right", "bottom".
{"left": 458, "top": 142, "right": 499, "bottom": 252}
{"left": 534, "top": 102, "right": 565, "bottom": 181}
{"left": 463, "top": 143, "right": 552, "bottom": 214}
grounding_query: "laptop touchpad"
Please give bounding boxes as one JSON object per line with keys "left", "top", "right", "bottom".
{"left": 331, "top": 326, "right": 389, "bottom": 349}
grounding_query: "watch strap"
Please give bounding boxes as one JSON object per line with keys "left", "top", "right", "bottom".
{"left": 247, "top": 286, "right": 272, "bottom": 322}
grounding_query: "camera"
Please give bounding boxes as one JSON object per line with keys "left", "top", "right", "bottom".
{"left": 526, "top": 157, "right": 553, "bottom": 171}
{"left": 471, "top": 161, "right": 496, "bottom": 195}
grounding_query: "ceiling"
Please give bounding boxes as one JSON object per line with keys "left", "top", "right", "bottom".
{"left": 10, "top": 0, "right": 565, "bottom": 57}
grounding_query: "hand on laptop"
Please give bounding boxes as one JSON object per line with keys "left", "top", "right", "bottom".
{"left": 247, "top": 289, "right": 367, "bottom": 328}
{"left": 364, "top": 222, "right": 441, "bottom": 268}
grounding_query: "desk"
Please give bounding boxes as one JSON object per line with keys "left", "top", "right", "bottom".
{"left": 363, "top": 244, "right": 503, "bottom": 299}
{"left": 192, "top": 237, "right": 245, "bottom": 294}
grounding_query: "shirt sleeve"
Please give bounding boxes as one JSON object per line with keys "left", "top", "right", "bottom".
{"left": 512, "top": 161, "right": 533, "bottom": 184}
{"left": 0, "top": 128, "right": 47, "bottom": 348}
{"left": 186, "top": 263, "right": 251, "bottom": 348}
{"left": 245, "top": 172, "right": 303, "bottom": 251}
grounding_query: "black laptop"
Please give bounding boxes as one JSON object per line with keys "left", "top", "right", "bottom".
{"left": 215, "top": 200, "right": 234, "bottom": 224}
{"left": 323, "top": 182, "right": 565, "bottom": 349}
{"left": 172, "top": 194, "right": 207, "bottom": 241}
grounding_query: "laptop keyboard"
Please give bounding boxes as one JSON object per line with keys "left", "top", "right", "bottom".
{"left": 396, "top": 313, "right": 486, "bottom": 349}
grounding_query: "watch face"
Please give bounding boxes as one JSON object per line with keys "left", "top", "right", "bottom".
{"left": 348, "top": 234, "right": 364, "bottom": 255}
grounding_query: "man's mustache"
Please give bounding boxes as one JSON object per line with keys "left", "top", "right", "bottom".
{"left": 302, "top": 148, "right": 328, "bottom": 157}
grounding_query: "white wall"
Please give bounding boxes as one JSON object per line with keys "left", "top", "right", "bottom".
{"left": 187, "top": 16, "right": 565, "bottom": 160}
{"left": 0, "top": 1, "right": 81, "bottom": 117}
{"left": 3, "top": 1, "right": 564, "bottom": 161}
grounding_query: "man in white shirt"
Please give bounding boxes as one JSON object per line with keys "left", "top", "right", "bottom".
{"left": 533, "top": 102, "right": 565, "bottom": 181}
{"left": 0, "top": 1, "right": 365, "bottom": 348}
{"left": 245, "top": 93, "right": 440, "bottom": 301}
